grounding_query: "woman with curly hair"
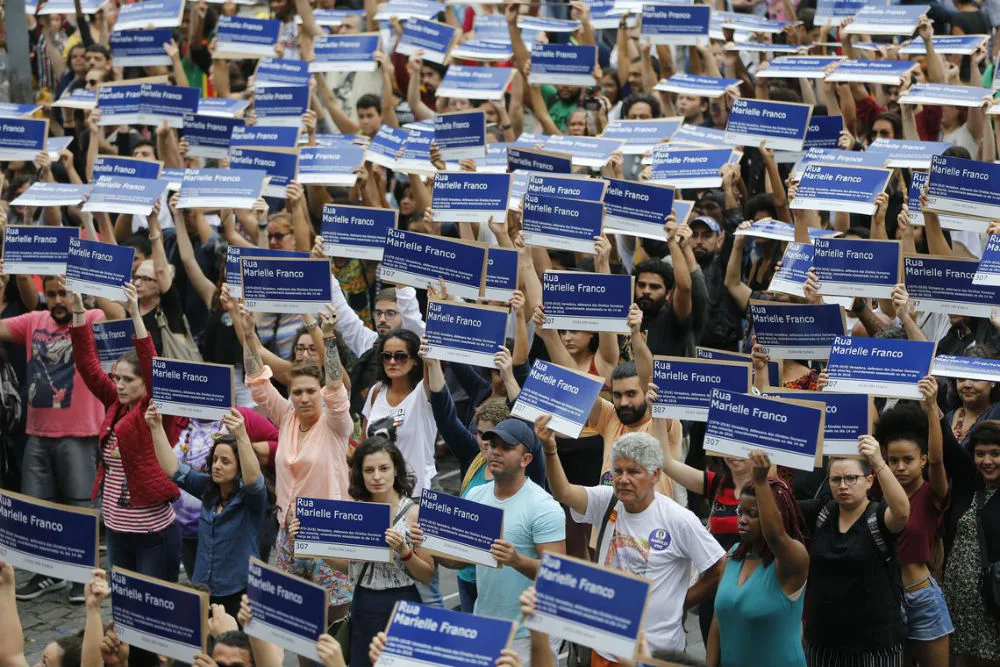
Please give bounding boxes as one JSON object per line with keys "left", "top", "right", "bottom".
{"left": 289, "top": 436, "right": 434, "bottom": 667}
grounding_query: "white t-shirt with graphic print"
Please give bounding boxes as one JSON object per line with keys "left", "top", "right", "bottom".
{"left": 571, "top": 485, "right": 725, "bottom": 658}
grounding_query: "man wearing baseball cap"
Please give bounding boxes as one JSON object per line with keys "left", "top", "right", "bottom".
{"left": 461, "top": 418, "right": 566, "bottom": 665}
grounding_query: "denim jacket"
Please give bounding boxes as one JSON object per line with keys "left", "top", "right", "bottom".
{"left": 171, "top": 462, "right": 268, "bottom": 596}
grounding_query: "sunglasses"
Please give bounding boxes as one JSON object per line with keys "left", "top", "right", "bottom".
{"left": 268, "top": 231, "right": 289, "bottom": 241}
{"left": 86, "top": 79, "right": 100, "bottom": 85}
{"left": 381, "top": 351, "right": 411, "bottom": 364}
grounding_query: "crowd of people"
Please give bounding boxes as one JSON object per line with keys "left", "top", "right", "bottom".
{"left": 0, "top": 0, "right": 999, "bottom": 665}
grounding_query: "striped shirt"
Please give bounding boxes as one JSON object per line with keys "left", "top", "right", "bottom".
{"left": 101, "top": 433, "right": 175, "bottom": 534}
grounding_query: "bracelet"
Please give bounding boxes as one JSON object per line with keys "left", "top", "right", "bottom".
{"left": 148, "top": 233, "right": 161, "bottom": 242}
{"left": 873, "top": 462, "right": 887, "bottom": 477}
{"left": 303, "top": 320, "right": 320, "bottom": 330}
{"left": 544, "top": 449, "right": 558, "bottom": 457}
{"left": 73, "top": 311, "right": 85, "bottom": 315}
{"left": 401, "top": 549, "right": 414, "bottom": 562}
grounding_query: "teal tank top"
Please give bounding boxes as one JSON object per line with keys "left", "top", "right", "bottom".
{"left": 713, "top": 546, "right": 807, "bottom": 667}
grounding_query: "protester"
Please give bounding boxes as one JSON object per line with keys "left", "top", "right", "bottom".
{"left": 874, "top": 379, "right": 953, "bottom": 666}
{"left": 538, "top": 414, "right": 726, "bottom": 663}
{"left": 241, "top": 305, "right": 354, "bottom": 621}
{"left": 289, "top": 435, "right": 434, "bottom": 667}
{"left": 362, "top": 328, "right": 437, "bottom": 495}
{"left": 148, "top": 404, "right": 267, "bottom": 620}
{"left": 69, "top": 283, "right": 181, "bottom": 582}
{"left": 708, "top": 450, "right": 809, "bottom": 667}
{"left": 11, "top": 3, "right": 1000, "bottom": 666}
{"left": 800, "top": 437, "right": 912, "bottom": 667}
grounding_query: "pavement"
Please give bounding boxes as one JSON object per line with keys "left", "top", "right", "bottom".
{"left": 16, "top": 453, "right": 706, "bottom": 666}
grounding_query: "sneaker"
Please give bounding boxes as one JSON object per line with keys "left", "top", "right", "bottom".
{"left": 15, "top": 574, "right": 68, "bottom": 600}
{"left": 68, "top": 582, "right": 86, "bottom": 604}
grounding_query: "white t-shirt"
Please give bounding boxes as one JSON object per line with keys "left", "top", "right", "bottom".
{"left": 570, "top": 485, "right": 726, "bottom": 657}
{"left": 363, "top": 380, "right": 438, "bottom": 495}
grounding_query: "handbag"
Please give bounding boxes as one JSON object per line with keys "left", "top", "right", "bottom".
{"left": 976, "top": 492, "right": 1000, "bottom": 618}
{"left": 155, "top": 309, "right": 203, "bottom": 362}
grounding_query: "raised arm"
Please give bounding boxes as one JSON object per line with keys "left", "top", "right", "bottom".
{"left": 167, "top": 195, "right": 217, "bottom": 308}
{"left": 860, "top": 435, "right": 910, "bottom": 533}
{"left": 665, "top": 216, "right": 692, "bottom": 322}
{"left": 81, "top": 570, "right": 109, "bottom": 667}
{"left": 146, "top": 402, "right": 179, "bottom": 478}
{"left": 918, "top": 376, "right": 948, "bottom": 502}
{"left": 536, "top": 415, "right": 589, "bottom": 513}
{"left": 0, "top": 563, "right": 29, "bottom": 667}
{"left": 650, "top": 385, "right": 706, "bottom": 494}
{"left": 320, "top": 309, "right": 345, "bottom": 393}
{"left": 224, "top": 407, "right": 262, "bottom": 486}
{"left": 748, "top": 450, "right": 809, "bottom": 593}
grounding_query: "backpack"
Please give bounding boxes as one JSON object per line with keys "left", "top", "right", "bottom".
{"left": 815, "top": 500, "right": 902, "bottom": 604}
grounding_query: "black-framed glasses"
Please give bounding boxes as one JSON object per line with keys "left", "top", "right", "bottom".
{"left": 381, "top": 351, "right": 411, "bottom": 364}
{"left": 830, "top": 474, "right": 865, "bottom": 487}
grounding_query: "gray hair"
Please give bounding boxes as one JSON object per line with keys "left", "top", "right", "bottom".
{"left": 609, "top": 432, "right": 663, "bottom": 475}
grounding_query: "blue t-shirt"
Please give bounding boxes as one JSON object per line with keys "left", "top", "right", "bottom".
{"left": 465, "top": 478, "right": 565, "bottom": 638}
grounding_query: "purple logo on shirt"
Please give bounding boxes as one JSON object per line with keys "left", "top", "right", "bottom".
{"left": 649, "top": 528, "right": 671, "bottom": 551}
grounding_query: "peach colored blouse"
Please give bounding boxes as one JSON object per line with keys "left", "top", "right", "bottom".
{"left": 248, "top": 366, "right": 353, "bottom": 529}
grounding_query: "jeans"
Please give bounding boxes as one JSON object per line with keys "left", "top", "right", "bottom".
{"left": 457, "top": 577, "right": 477, "bottom": 613}
{"left": 106, "top": 522, "right": 181, "bottom": 583}
{"left": 21, "top": 435, "right": 97, "bottom": 508}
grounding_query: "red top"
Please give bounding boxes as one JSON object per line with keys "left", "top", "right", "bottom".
{"left": 706, "top": 469, "right": 740, "bottom": 550}
{"left": 69, "top": 325, "right": 180, "bottom": 508}
{"left": 897, "top": 481, "right": 947, "bottom": 566}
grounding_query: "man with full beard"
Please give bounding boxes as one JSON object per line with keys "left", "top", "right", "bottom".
{"left": 584, "top": 355, "right": 683, "bottom": 499}
{"left": 0, "top": 275, "right": 123, "bottom": 603}
{"left": 632, "top": 216, "right": 696, "bottom": 357}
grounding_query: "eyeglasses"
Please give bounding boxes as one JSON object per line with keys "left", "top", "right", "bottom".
{"left": 294, "top": 345, "right": 316, "bottom": 354}
{"left": 830, "top": 474, "right": 865, "bottom": 487}
{"left": 268, "top": 231, "right": 289, "bottom": 241}
{"left": 374, "top": 309, "right": 399, "bottom": 321}
{"left": 381, "top": 351, "right": 411, "bottom": 364}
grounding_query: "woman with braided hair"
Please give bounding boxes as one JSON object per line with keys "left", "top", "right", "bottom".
{"left": 707, "top": 449, "right": 809, "bottom": 667}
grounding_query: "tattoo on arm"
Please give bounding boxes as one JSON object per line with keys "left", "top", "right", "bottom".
{"left": 244, "top": 333, "right": 263, "bottom": 377}
{"left": 324, "top": 336, "right": 343, "bottom": 382}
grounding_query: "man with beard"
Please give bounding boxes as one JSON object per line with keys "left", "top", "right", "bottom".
{"left": 329, "top": 282, "right": 426, "bottom": 416}
{"left": 584, "top": 357, "right": 683, "bottom": 499}
{"left": 690, "top": 167, "right": 750, "bottom": 352}
{"left": 0, "top": 275, "right": 123, "bottom": 603}
{"left": 633, "top": 256, "right": 694, "bottom": 358}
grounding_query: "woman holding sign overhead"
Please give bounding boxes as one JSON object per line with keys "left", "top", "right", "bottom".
{"left": 241, "top": 306, "right": 355, "bottom": 620}
{"left": 146, "top": 403, "right": 267, "bottom": 620}
{"left": 362, "top": 328, "right": 438, "bottom": 497}
{"left": 69, "top": 282, "right": 181, "bottom": 582}
{"left": 799, "top": 436, "right": 911, "bottom": 667}
{"left": 707, "top": 449, "right": 809, "bottom": 667}
{"left": 288, "top": 435, "right": 434, "bottom": 667}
